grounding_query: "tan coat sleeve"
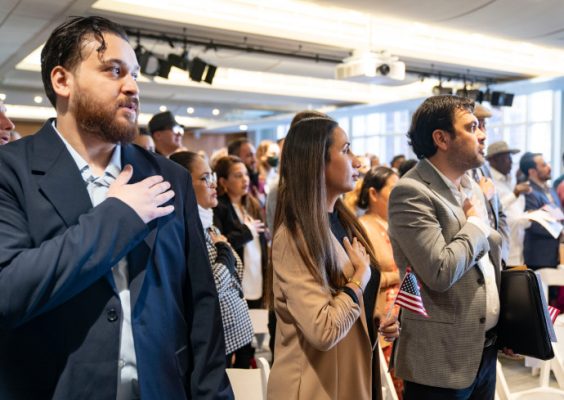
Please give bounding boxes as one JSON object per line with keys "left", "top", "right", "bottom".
{"left": 272, "top": 228, "right": 361, "bottom": 352}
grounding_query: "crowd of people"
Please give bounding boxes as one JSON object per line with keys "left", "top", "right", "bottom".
{"left": 0, "top": 15, "right": 563, "bottom": 400}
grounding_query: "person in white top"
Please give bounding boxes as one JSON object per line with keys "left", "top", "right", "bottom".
{"left": 486, "top": 141, "right": 532, "bottom": 266}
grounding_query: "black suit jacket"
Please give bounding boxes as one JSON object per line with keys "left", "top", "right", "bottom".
{"left": 524, "top": 181, "right": 562, "bottom": 268}
{"left": 0, "top": 120, "right": 233, "bottom": 399}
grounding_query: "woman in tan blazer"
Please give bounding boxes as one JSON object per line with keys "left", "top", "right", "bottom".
{"left": 268, "top": 115, "right": 400, "bottom": 400}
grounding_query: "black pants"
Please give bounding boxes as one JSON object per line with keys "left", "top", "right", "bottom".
{"left": 403, "top": 345, "right": 497, "bottom": 400}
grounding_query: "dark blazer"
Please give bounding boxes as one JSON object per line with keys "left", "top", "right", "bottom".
{"left": 213, "top": 194, "right": 267, "bottom": 266}
{"left": 0, "top": 121, "right": 233, "bottom": 400}
{"left": 524, "top": 180, "right": 562, "bottom": 268}
{"left": 213, "top": 194, "right": 268, "bottom": 301}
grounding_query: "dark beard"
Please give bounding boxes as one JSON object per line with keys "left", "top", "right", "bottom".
{"left": 74, "top": 92, "right": 138, "bottom": 145}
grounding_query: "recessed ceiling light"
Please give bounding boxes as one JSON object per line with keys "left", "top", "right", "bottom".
{"left": 212, "top": 108, "right": 220, "bottom": 116}
{"left": 33, "top": 95, "right": 43, "bottom": 104}
{"left": 187, "top": 107, "right": 194, "bottom": 114}
{"left": 159, "top": 105, "right": 167, "bottom": 112}
{"left": 239, "top": 124, "right": 248, "bottom": 131}
{"left": 0, "top": 93, "right": 6, "bottom": 101}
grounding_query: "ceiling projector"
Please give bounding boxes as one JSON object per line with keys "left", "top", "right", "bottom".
{"left": 335, "top": 50, "right": 406, "bottom": 84}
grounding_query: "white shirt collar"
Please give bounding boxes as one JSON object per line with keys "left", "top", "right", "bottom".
{"left": 52, "top": 120, "right": 122, "bottom": 179}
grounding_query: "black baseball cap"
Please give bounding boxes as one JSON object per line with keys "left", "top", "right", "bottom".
{"left": 148, "top": 111, "right": 183, "bottom": 134}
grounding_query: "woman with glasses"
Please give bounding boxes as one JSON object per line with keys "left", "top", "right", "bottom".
{"left": 268, "top": 115, "right": 399, "bottom": 400}
{"left": 169, "top": 151, "right": 253, "bottom": 367}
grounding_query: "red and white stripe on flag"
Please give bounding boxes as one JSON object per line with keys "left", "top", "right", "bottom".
{"left": 548, "top": 305, "right": 561, "bottom": 325}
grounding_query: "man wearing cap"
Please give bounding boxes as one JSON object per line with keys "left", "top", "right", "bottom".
{"left": 520, "top": 152, "right": 562, "bottom": 270}
{"left": 149, "top": 111, "right": 184, "bottom": 157}
{"left": 471, "top": 104, "right": 510, "bottom": 262}
{"left": 487, "top": 141, "right": 532, "bottom": 266}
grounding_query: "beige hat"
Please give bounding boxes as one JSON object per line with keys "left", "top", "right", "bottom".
{"left": 486, "top": 141, "right": 520, "bottom": 159}
{"left": 474, "top": 103, "right": 492, "bottom": 119}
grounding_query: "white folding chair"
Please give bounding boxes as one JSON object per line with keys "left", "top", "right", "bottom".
{"left": 249, "top": 309, "right": 269, "bottom": 334}
{"left": 379, "top": 345, "right": 399, "bottom": 400}
{"left": 248, "top": 308, "right": 269, "bottom": 350}
{"left": 226, "top": 356, "right": 270, "bottom": 400}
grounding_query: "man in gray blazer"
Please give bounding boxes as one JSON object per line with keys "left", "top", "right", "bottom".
{"left": 389, "top": 95, "right": 503, "bottom": 399}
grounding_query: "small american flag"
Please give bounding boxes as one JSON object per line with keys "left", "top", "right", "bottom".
{"left": 548, "top": 305, "right": 561, "bottom": 325}
{"left": 395, "top": 268, "right": 428, "bottom": 317}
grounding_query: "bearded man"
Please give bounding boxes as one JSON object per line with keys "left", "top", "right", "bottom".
{"left": 389, "top": 95, "right": 503, "bottom": 399}
{"left": 0, "top": 16, "right": 232, "bottom": 400}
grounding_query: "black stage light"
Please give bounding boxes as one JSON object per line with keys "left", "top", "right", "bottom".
{"left": 189, "top": 57, "right": 217, "bottom": 84}
{"left": 203, "top": 64, "right": 217, "bottom": 84}
{"left": 139, "top": 51, "right": 161, "bottom": 76}
{"left": 157, "top": 58, "right": 172, "bottom": 79}
{"left": 189, "top": 57, "right": 206, "bottom": 81}
{"left": 168, "top": 50, "right": 190, "bottom": 71}
{"left": 490, "top": 91, "right": 514, "bottom": 107}
{"left": 456, "top": 88, "right": 483, "bottom": 102}
{"left": 432, "top": 85, "right": 453, "bottom": 95}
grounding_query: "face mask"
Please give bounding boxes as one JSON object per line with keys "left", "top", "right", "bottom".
{"left": 266, "top": 156, "right": 279, "bottom": 168}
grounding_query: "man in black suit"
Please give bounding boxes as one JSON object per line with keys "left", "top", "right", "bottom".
{"left": 520, "top": 152, "right": 562, "bottom": 269}
{"left": 0, "top": 16, "right": 232, "bottom": 400}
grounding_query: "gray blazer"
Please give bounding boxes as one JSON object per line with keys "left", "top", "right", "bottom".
{"left": 388, "top": 159, "right": 502, "bottom": 389}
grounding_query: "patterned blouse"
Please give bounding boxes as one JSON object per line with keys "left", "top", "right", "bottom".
{"left": 204, "top": 225, "right": 254, "bottom": 355}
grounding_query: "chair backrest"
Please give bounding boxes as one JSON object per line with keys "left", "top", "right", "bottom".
{"left": 249, "top": 309, "right": 269, "bottom": 335}
{"left": 536, "top": 268, "right": 564, "bottom": 301}
{"left": 226, "top": 356, "right": 270, "bottom": 400}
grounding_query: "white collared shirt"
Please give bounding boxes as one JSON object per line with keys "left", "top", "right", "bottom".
{"left": 489, "top": 167, "right": 531, "bottom": 266}
{"left": 424, "top": 159, "right": 500, "bottom": 331}
{"left": 53, "top": 122, "right": 139, "bottom": 400}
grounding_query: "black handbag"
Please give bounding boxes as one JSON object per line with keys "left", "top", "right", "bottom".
{"left": 497, "top": 267, "right": 555, "bottom": 360}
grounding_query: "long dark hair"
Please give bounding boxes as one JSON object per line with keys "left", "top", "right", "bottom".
{"left": 357, "top": 166, "right": 398, "bottom": 209}
{"left": 273, "top": 116, "right": 377, "bottom": 291}
{"left": 214, "top": 155, "right": 262, "bottom": 220}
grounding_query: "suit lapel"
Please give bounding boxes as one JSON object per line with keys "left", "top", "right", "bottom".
{"left": 31, "top": 120, "right": 93, "bottom": 227}
{"left": 416, "top": 160, "right": 466, "bottom": 228}
{"left": 121, "top": 144, "right": 162, "bottom": 308}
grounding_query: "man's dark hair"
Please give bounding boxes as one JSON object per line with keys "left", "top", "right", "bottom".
{"left": 407, "top": 95, "right": 474, "bottom": 159}
{"left": 41, "top": 16, "right": 128, "bottom": 107}
{"left": 138, "top": 127, "right": 151, "bottom": 136}
{"left": 519, "top": 152, "right": 538, "bottom": 177}
{"left": 227, "top": 138, "right": 251, "bottom": 156}
{"left": 398, "top": 159, "right": 417, "bottom": 177}
{"left": 390, "top": 154, "right": 405, "bottom": 168}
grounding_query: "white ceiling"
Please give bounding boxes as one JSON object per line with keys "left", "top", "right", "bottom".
{"left": 1, "top": 0, "right": 564, "bottom": 128}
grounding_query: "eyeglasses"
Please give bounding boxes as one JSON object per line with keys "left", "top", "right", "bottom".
{"left": 200, "top": 172, "right": 217, "bottom": 187}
